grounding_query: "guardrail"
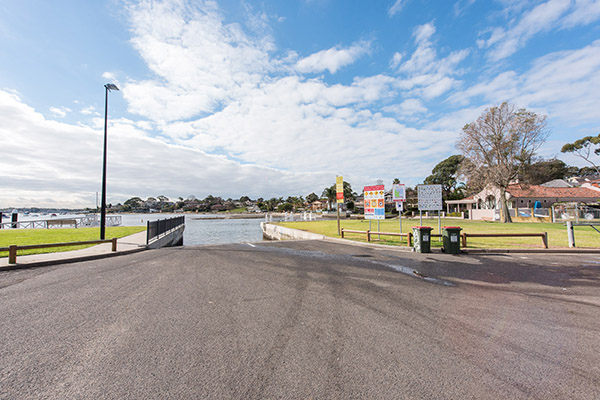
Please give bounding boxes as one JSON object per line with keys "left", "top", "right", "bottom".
{"left": 147, "top": 216, "right": 185, "bottom": 245}
{"left": 341, "top": 229, "right": 413, "bottom": 246}
{"left": 1, "top": 238, "right": 117, "bottom": 264}
{"left": 461, "top": 233, "right": 548, "bottom": 249}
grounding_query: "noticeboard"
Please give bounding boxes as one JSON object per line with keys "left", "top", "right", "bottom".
{"left": 418, "top": 184, "right": 442, "bottom": 211}
{"left": 364, "top": 184, "right": 385, "bottom": 220}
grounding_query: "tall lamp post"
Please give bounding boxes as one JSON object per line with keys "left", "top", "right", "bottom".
{"left": 100, "top": 83, "right": 119, "bottom": 240}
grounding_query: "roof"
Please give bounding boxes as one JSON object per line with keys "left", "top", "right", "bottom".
{"left": 540, "top": 179, "right": 573, "bottom": 188}
{"left": 446, "top": 195, "right": 476, "bottom": 204}
{"left": 506, "top": 184, "right": 600, "bottom": 199}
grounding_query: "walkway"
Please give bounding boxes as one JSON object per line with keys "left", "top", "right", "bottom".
{"left": 0, "top": 231, "right": 148, "bottom": 269}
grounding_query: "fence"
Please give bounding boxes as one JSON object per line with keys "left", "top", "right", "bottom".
{"left": 341, "top": 229, "right": 413, "bottom": 246}
{"left": 147, "top": 216, "right": 185, "bottom": 244}
{"left": 1, "top": 238, "right": 117, "bottom": 264}
{"left": 0, "top": 215, "right": 122, "bottom": 229}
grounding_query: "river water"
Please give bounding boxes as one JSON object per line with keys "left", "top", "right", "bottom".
{"left": 4, "top": 213, "right": 265, "bottom": 246}
{"left": 124, "top": 214, "right": 265, "bottom": 246}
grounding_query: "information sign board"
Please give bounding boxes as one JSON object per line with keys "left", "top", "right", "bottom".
{"left": 418, "top": 184, "right": 442, "bottom": 211}
{"left": 336, "top": 176, "right": 344, "bottom": 204}
{"left": 392, "top": 184, "right": 406, "bottom": 202}
{"left": 364, "top": 184, "right": 385, "bottom": 220}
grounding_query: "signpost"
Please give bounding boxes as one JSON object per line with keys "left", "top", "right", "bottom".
{"left": 392, "top": 183, "right": 406, "bottom": 234}
{"left": 336, "top": 176, "right": 344, "bottom": 236}
{"left": 418, "top": 184, "right": 442, "bottom": 239}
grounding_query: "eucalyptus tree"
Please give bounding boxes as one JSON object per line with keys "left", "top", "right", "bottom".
{"left": 457, "top": 102, "right": 548, "bottom": 223}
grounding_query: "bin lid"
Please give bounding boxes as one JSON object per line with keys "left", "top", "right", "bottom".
{"left": 442, "top": 226, "right": 462, "bottom": 229}
{"left": 412, "top": 226, "right": 432, "bottom": 229}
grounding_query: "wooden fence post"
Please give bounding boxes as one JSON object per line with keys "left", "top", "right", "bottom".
{"left": 366, "top": 230, "right": 370, "bottom": 242}
{"left": 408, "top": 232, "right": 412, "bottom": 247}
{"left": 341, "top": 229, "right": 345, "bottom": 239}
{"left": 461, "top": 233, "right": 467, "bottom": 248}
{"left": 111, "top": 238, "right": 117, "bottom": 252}
{"left": 542, "top": 232, "right": 548, "bottom": 249}
{"left": 9, "top": 245, "right": 17, "bottom": 264}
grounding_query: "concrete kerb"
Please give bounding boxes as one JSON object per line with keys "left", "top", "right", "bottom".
{"left": 265, "top": 223, "right": 600, "bottom": 255}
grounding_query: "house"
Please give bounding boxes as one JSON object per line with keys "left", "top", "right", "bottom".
{"left": 446, "top": 183, "right": 600, "bottom": 221}
{"left": 310, "top": 200, "right": 326, "bottom": 211}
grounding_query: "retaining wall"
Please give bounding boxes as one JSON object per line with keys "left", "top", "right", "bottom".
{"left": 261, "top": 222, "right": 325, "bottom": 241}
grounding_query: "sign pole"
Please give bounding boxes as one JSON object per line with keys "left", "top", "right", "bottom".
{"left": 377, "top": 220, "right": 380, "bottom": 240}
{"left": 420, "top": 210, "right": 422, "bottom": 226}
{"left": 336, "top": 176, "right": 344, "bottom": 236}
{"left": 438, "top": 210, "right": 442, "bottom": 242}
{"left": 337, "top": 206, "right": 341, "bottom": 236}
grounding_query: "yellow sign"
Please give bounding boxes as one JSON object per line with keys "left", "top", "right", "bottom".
{"left": 336, "top": 176, "right": 344, "bottom": 203}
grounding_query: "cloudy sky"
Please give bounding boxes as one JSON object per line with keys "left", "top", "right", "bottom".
{"left": 1, "top": 0, "right": 599, "bottom": 208}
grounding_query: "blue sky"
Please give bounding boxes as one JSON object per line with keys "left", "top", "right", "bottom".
{"left": 1, "top": 0, "right": 600, "bottom": 207}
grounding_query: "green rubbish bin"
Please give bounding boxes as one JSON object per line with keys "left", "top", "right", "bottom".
{"left": 442, "top": 226, "right": 462, "bottom": 254}
{"left": 412, "top": 226, "right": 432, "bottom": 253}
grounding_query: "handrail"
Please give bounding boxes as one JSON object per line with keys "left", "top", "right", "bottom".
{"left": 147, "top": 216, "right": 185, "bottom": 244}
{"left": 1, "top": 238, "right": 118, "bottom": 264}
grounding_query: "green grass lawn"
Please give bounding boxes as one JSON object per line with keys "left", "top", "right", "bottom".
{"left": 0, "top": 226, "right": 146, "bottom": 258}
{"left": 278, "top": 218, "right": 600, "bottom": 249}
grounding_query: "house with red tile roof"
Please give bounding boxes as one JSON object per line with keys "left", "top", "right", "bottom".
{"left": 446, "top": 184, "right": 600, "bottom": 221}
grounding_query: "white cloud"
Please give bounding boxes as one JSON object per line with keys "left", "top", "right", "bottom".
{"left": 0, "top": 89, "right": 337, "bottom": 207}
{"left": 80, "top": 106, "right": 98, "bottom": 115}
{"left": 295, "top": 41, "right": 371, "bottom": 74}
{"left": 388, "top": 0, "right": 404, "bottom": 17}
{"left": 102, "top": 71, "right": 119, "bottom": 84}
{"left": 480, "top": 0, "right": 600, "bottom": 61}
{"left": 49, "top": 106, "right": 71, "bottom": 118}
{"left": 448, "top": 40, "right": 600, "bottom": 125}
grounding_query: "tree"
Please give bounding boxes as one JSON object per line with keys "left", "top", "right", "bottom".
{"left": 322, "top": 186, "right": 336, "bottom": 210}
{"left": 122, "top": 197, "right": 144, "bottom": 212}
{"left": 306, "top": 192, "right": 319, "bottom": 203}
{"left": 157, "top": 195, "right": 169, "bottom": 203}
{"left": 393, "top": 178, "right": 400, "bottom": 184}
{"left": 520, "top": 158, "right": 573, "bottom": 185}
{"left": 561, "top": 134, "right": 600, "bottom": 176}
{"left": 322, "top": 181, "right": 356, "bottom": 210}
{"left": 457, "top": 102, "right": 548, "bottom": 223}
{"left": 424, "top": 155, "right": 465, "bottom": 200}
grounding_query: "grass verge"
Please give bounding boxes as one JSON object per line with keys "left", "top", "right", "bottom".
{"left": 278, "top": 218, "right": 600, "bottom": 249}
{"left": 0, "top": 226, "right": 146, "bottom": 257}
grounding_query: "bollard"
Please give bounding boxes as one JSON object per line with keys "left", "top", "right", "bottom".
{"left": 567, "top": 221, "right": 575, "bottom": 248}
{"left": 111, "top": 238, "right": 117, "bottom": 252}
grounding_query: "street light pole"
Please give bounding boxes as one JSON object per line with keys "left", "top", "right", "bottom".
{"left": 100, "top": 83, "right": 119, "bottom": 240}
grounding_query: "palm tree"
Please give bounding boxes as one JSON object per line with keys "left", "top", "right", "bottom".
{"left": 322, "top": 186, "right": 336, "bottom": 210}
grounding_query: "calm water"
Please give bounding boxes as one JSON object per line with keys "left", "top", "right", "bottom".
{"left": 5, "top": 213, "right": 265, "bottom": 246}
{"left": 122, "top": 214, "right": 265, "bottom": 246}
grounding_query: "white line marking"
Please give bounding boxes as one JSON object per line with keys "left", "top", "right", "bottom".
{"left": 246, "top": 243, "right": 256, "bottom": 248}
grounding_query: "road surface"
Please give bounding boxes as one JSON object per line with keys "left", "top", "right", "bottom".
{"left": 1, "top": 240, "right": 599, "bottom": 399}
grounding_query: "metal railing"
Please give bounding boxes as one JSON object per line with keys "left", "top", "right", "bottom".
{"left": 147, "top": 216, "right": 185, "bottom": 244}
{"left": 0, "top": 215, "right": 122, "bottom": 229}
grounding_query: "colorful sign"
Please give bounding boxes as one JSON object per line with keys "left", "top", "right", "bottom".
{"left": 392, "top": 184, "right": 406, "bottom": 202}
{"left": 418, "top": 184, "right": 442, "bottom": 211}
{"left": 336, "top": 176, "right": 344, "bottom": 204}
{"left": 364, "top": 184, "right": 385, "bottom": 220}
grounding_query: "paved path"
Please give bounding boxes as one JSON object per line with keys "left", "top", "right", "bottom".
{"left": 1, "top": 240, "right": 599, "bottom": 399}
{"left": 0, "top": 231, "right": 147, "bottom": 268}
